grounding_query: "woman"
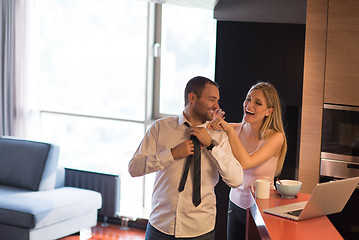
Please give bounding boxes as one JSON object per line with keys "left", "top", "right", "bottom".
{"left": 208, "top": 82, "right": 287, "bottom": 240}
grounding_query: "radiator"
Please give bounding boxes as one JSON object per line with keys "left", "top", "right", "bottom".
{"left": 65, "top": 168, "right": 120, "bottom": 217}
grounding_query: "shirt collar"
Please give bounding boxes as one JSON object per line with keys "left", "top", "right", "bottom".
{"left": 178, "top": 112, "right": 189, "bottom": 126}
{"left": 178, "top": 112, "right": 209, "bottom": 128}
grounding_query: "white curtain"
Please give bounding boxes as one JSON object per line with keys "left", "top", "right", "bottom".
{"left": 14, "top": 0, "right": 30, "bottom": 138}
{"left": 0, "top": 0, "right": 28, "bottom": 137}
{"left": 0, "top": 0, "right": 15, "bottom": 136}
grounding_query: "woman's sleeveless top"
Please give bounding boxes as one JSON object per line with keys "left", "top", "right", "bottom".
{"left": 229, "top": 123, "right": 279, "bottom": 209}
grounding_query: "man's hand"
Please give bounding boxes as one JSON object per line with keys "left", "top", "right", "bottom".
{"left": 171, "top": 140, "right": 194, "bottom": 160}
{"left": 188, "top": 127, "right": 212, "bottom": 147}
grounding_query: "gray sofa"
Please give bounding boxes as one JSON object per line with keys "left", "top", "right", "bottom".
{"left": 0, "top": 137, "right": 102, "bottom": 240}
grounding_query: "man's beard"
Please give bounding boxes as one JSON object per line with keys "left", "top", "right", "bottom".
{"left": 200, "top": 108, "right": 214, "bottom": 123}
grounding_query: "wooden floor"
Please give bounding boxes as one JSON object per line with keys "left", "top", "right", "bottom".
{"left": 60, "top": 222, "right": 145, "bottom": 240}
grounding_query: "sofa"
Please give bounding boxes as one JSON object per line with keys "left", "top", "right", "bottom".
{"left": 0, "top": 137, "right": 102, "bottom": 240}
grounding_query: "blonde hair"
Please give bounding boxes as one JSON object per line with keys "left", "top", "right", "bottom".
{"left": 247, "top": 82, "right": 287, "bottom": 176}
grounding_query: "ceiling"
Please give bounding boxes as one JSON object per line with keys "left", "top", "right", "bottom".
{"left": 146, "top": 0, "right": 307, "bottom": 24}
{"left": 146, "top": 0, "right": 219, "bottom": 10}
{"left": 214, "top": 0, "right": 307, "bottom": 24}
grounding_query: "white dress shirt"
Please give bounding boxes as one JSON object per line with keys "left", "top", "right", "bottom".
{"left": 128, "top": 113, "right": 243, "bottom": 238}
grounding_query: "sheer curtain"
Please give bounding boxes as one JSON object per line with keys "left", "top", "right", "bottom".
{"left": 0, "top": 0, "right": 15, "bottom": 136}
{"left": 0, "top": 0, "right": 28, "bottom": 137}
{"left": 13, "top": 0, "right": 30, "bottom": 138}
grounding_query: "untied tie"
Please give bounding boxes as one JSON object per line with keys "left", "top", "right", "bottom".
{"left": 178, "top": 122, "right": 201, "bottom": 207}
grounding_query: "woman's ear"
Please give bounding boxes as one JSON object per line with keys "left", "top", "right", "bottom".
{"left": 265, "top": 108, "right": 274, "bottom": 117}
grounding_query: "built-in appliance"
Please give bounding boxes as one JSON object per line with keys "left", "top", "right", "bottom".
{"left": 321, "top": 104, "right": 359, "bottom": 179}
{"left": 320, "top": 104, "right": 359, "bottom": 240}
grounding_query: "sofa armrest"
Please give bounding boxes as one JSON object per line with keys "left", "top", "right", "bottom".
{"left": 39, "top": 144, "right": 60, "bottom": 190}
{"left": 55, "top": 166, "right": 65, "bottom": 188}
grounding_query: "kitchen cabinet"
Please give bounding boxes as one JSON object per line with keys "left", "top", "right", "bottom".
{"left": 299, "top": 0, "right": 359, "bottom": 194}
{"left": 299, "top": 0, "right": 328, "bottom": 193}
{"left": 324, "top": 0, "right": 359, "bottom": 106}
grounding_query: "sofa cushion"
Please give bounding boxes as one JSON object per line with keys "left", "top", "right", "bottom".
{"left": 0, "top": 138, "right": 53, "bottom": 191}
{"left": 0, "top": 186, "right": 102, "bottom": 229}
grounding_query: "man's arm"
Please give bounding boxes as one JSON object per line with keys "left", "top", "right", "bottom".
{"left": 189, "top": 127, "right": 243, "bottom": 188}
{"left": 206, "top": 139, "right": 243, "bottom": 188}
{"left": 128, "top": 122, "right": 174, "bottom": 177}
{"left": 128, "top": 121, "right": 194, "bottom": 177}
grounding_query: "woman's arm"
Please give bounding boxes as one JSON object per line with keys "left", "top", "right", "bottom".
{"left": 211, "top": 118, "right": 284, "bottom": 170}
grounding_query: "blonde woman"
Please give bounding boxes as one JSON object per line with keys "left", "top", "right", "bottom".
{"left": 208, "top": 82, "right": 287, "bottom": 240}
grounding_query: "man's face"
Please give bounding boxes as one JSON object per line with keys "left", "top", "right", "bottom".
{"left": 192, "top": 83, "right": 220, "bottom": 122}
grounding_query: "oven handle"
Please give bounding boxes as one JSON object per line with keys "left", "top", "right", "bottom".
{"left": 324, "top": 103, "right": 359, "bottom": 112}
{"left": 321, "top": 152, "right": 359, "bottom": 163}
{"left": 348, "top": 163, "right": 359, "bottom": 169}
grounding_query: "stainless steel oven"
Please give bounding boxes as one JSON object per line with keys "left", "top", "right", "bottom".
{"left": 320, "top": 104, "right": 359, "bottom": 179}
{"left": 320, "top": 104, "right": 359, "bottom": 239}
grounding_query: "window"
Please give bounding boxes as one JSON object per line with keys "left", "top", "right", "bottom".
{"left": 26, "top": 0, "right": 216, "bottom": 219}
{"left": 27, "top": 0, "right": 149, "bottom": 218}
{"left": 155, "top": 4, "right": 217, "bottom": 117}
{"left": 159, "top": 5, "right": 216, "bottom": 115}
{"left": 35, "top": 0, "right": 148, "bottom": 122}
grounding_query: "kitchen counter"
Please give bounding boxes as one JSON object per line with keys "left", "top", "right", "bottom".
{"left": 247, "top": 190, "right": 343, "bottom": 240}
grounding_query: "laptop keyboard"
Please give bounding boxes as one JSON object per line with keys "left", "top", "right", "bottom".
{"left": 286, "top": 209, "right": 303, "bottom": 217}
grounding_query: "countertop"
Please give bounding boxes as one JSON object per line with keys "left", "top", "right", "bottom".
{"left": 247, "top": 190, "right": 343, "bottom": 240}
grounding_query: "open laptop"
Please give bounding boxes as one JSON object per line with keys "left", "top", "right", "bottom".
{"left": 263, "top": 176, "right": 359, "bottom": 221}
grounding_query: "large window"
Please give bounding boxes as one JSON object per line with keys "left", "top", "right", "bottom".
{"left": 158, "top": 4, "right": 217, "bottom": 116}
{"left": 26, "top": 0, "right": 216, "bottom": 219}
{"left": 34, "top": 0, "right": 148, "bottom": 171}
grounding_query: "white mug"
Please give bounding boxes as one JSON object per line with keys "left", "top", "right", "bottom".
{"left": 251, "top": 179, "right": 270, "bottom": 199}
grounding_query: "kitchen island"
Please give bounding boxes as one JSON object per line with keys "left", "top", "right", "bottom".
{"left": 246, "top": 190, "right": 343, "bottom": 240}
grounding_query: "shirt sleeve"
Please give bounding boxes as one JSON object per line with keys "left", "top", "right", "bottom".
{"left": 205, "top": 132, "right": 243, "bottom": 188}
{"left": 128, "top": 121, "right": 176, "bottom": 177}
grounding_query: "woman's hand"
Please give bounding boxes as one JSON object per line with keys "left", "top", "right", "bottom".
{"left": 211, "top": 117, "right": 232, "bottom": 132}
{"left": 208, "top": 109, "right": 233, "bottom": 133}
{"left": 213, "top": 109, "right": 225, "bottom": 120}
{"left": 208, "top": 109, "right": 225, "bottom": 130}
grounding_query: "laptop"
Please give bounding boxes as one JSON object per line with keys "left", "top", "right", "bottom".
{"left": 263, "top": 176, "right": 359, "bottom": 221}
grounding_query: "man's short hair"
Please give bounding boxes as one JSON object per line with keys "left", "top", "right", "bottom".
{"left": 184, "top": 76, "right": 218, "bottom": 106}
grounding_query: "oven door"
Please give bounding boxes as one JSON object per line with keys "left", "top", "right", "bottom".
{"left": 321, "top": 104, "right": 359, "bottom": 160}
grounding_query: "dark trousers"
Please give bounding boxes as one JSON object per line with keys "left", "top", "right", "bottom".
{"left": 145, "top": 222, "right": 215, "bottom": 240}
{"left": 227, "top": 200, "right": 246, "bottom": 240}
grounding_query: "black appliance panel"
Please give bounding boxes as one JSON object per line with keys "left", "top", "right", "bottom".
{"left": 321, "top": 104, "right": 359, "bottom": 161}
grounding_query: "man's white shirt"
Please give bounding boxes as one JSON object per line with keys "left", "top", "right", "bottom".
{"left": 129, "top": 113, "right": 243, "bottom": 237}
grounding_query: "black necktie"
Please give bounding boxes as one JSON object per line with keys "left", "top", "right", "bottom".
{"left": 178, "top": 122, "right": 201, "bottom": 207}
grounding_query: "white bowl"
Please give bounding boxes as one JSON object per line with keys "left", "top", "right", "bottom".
{"left": 276, "top": 180, "right": 302, "bottom": 198}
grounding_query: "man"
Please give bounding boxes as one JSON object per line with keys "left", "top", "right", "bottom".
{"left": 129, "top": 76, "right": 243, "bottom": 239}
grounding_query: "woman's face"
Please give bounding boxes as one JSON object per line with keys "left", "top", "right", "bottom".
{"left": 243, "top": 89, "right": 272, "bottom": 124}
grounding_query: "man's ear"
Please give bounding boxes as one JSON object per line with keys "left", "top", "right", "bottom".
{"left": 188, "top": 92, "right": 197, "bottom": 104}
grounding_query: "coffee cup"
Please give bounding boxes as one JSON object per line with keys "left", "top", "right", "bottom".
{"left": 251, "top": 179, "right": 270, "bottom": 199}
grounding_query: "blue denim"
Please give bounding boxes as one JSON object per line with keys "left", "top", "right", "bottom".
{"left": 227, "top": 200, "right": 246, "bottom": 240}
{"left": 145, "top": 223, "right": 215, "bottom": 240}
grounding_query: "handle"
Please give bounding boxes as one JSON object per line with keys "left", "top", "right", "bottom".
{"left": 251, "top": 181, "right": 255, "bottom": 193}
{"left": 347, "top": 163, "right": 359, "bottom": 169}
